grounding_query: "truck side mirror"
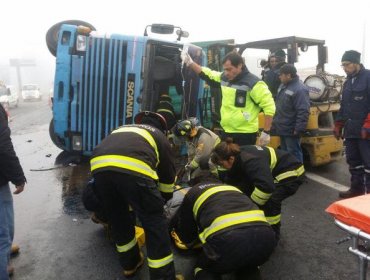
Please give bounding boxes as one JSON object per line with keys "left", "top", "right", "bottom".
{"left": 144, "top": 24, "right": 175, "bottom": 36}
{"left": 151, "top": 24, "right": 174, "bottom": 34}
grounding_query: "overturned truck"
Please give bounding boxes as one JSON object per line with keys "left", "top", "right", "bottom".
{"left": 46, "top": 21, "right": 204, "bottom": 155}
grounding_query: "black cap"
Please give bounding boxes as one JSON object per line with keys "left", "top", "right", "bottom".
{"left": 341, "top": 50, "right": 361, "bottom": 64}
{"left": 271, "top": 49, "right": 286, "bottom": 58}
{"left": 279, "top": 64, "right": 297, "bottom": 76}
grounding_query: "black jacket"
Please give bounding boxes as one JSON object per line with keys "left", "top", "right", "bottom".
{"left": 225, "top": 145, "right": 304, "bottom": 205}
{"left": 90, "top": 124, "right": 176, "bottom": 198}
{"left": 264, "top": 62, "right": 286, "bottom": 98}
{"left": 0, "top": 104, "right": 26, "bottom": 187}
{"left": 174, "top": 182, "right": 269, "bottom": 247}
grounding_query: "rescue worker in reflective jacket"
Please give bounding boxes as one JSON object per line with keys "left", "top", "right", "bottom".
{"left": 335, "top": 50, "right": 370, "bottom": 199}
{"left": 171, "top": 172, "right": 276, "bottom": 280}
{"left": 90, "top": 111, "right": 178, "bottom": 280}
{"left": 211, "top": 138, "right": 305, "bottom": 240}
{"left": 181, "top": 50, "right": 275, "bottom": 147}
{"left": 172, "top": 118, "right": 220, "bottom": 178}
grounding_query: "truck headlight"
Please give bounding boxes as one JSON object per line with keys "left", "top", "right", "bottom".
{"left": 76, "top": 35, "right": 87, "bottom": 51}
{"left": 72, "top": 135, "right": 82, "bottom": 151}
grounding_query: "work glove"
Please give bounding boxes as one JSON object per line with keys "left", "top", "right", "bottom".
{"left": 181, "top": 50, "right": 193, "bottom": 67}
{"left": 361, "top": 113, "right": 370, "bottom": 140}
{"left": 171, "top": 230, "right": 188, "bottom": 250}
{"left": 258, "top": 131, "right": 270, "bottom": 146}
{"left": 333, "top": 120, "right": 344, "bottom": 140}
{"left": 184, "top": 163, "right": 192, "bottom": 171}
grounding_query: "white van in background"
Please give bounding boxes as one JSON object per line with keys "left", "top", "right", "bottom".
{"left": 22, "top": 84, "right": 42, "bottom": 101}
{"left": 0, "top": 85, "right": 19, "bottom": 108}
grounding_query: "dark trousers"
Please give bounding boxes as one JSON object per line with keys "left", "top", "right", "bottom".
{"left": 279, "top": 135, "right": 303, "bottom": 163}
{"left": 194, "top": 226, "right": 276, "bottom": 280}
{"left": 94, "top": 171, "right": 175, "bottom": 280}
{"left": 221, "top": 132, "right": 257, "bottom": 146}
{"left": 345, "top": 138, "right": 370, "bottom": 192}
{"left": 260, "top": 177, "right": 303, "bottom": 237}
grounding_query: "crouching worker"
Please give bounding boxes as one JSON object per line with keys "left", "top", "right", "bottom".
{"left": 171, "top": 171, "right": 276, "bottom": 280}
{"left": 211, "top": 138, "right": 305, "bottom": 241}
{"left": 90, "top": 111, "right": 179, "bottom": 280}
{"left": 172, "top": 119, "right": 220, "bottom": 179}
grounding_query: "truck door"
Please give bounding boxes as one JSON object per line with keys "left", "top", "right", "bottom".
{"left": 141, "top": 41, "right": 203, "bottom": 130}
{"left": 192, "top": 40, "right": 235, "bottom": 130}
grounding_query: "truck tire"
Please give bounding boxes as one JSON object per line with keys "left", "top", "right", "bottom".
{"left": 49, "top": 118, "right": 65, "bottom": 150}
{"left": 46, "top": 20, "right": 96, "bottom": 57}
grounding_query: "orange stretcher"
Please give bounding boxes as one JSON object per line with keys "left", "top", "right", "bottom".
{"left": 326, "top": 194, "right": 370, "bottom": 280}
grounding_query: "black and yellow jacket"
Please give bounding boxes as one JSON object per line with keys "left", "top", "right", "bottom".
{"left": 226, "top": 145, "right": 304, "bottom": 206}
{"left": 90, "top": 124, "right": 176, "bottom": 196}
{"left": 174, "top": 182, "right": 269, "bottom": 247}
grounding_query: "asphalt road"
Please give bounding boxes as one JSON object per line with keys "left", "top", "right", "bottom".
{"left": 6, "top": 101, "right": 368, "bottom": 280}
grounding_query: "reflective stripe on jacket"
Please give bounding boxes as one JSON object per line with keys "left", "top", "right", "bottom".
{"left": 90, "top": 124, "right": 176, "bottom": 193}
{"left": 226, "top": 145, "right": 304, "bottom": 205}
{"left": 200, "top": 67, "right": 275, "bottom": 133}
{"left": 174, "top": 183, "right": 269, "bottom": 246}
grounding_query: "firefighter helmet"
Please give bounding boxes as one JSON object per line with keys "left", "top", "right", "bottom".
{"left": 134, "top": 111, "right": 168, "bottom": 133}
{"left": 173, "top": 118, "right": 197, "bottom": 137}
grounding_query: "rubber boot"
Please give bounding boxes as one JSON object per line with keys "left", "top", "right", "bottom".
{"left": 123, "top": 252, "right": 144, "bottom": 277}
{"left": 10, "top": 244, "right": 20, "bottom": 257}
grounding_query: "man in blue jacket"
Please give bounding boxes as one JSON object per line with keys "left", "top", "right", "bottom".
{"left": 271, "top": 64, "right": 310, "bottom": 163}
{"left": 0, "top": 104, "right": 26, "bottom": 279}
{"left": 334, "top": 50, "right": 370, "bottom": 198}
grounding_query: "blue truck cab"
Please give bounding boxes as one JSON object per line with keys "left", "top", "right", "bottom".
{"left": 49, "top": 22, "right": 204, "bottom": 155}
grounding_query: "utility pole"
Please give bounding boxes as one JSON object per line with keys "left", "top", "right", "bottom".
{"left": 362, "top": 21, "right": 366, "bottom": 65}
{"left": 9, "top": 58, "right": 36, "bottom": 98}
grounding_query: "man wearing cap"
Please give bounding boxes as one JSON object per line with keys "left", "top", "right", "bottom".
{"left": 335, "top": 50, "right": 370, "bottom": 198}
{"left": 90, "top": 111, "right": 180, "bottom": 279}
{"left": 264, "top": 49, "right": 287, "bottom": 98}
{"left": 271, "top": 64, "right": 310, "bottom": 163}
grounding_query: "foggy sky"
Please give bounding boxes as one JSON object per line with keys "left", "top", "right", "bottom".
{"left": 1, "top": 0, "right": 369, "bottom": 92}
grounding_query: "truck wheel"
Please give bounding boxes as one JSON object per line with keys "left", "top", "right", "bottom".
{"left": 49, "top": 119, "right": 65, "bottom": 150}
{"left": 46, "top": 20, "right": 96, "bottom": 57}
